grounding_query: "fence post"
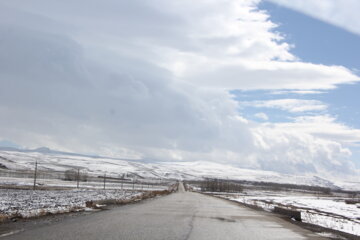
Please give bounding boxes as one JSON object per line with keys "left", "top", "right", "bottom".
{"left": 33, "top": 160, "right": 38, "bottom": 190}
{"left": 77, "top": 168, "right": 80, "bottom": 188}
{"left": 132, "top": 179, "right": 135, "bottom": 190}
{"left": 103, "top": 172, "right": 106, "bottom": 190}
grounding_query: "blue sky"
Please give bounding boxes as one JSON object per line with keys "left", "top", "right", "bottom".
{"left": 262, "top": 1, "right": 360, "bottom": 127}
{"left": 235, "top": 1, "right": 360, "bottom": 125}
{"left": 232, "top": 1, "right": 360, "bottom": 166}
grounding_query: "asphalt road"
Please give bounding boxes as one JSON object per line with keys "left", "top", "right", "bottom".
{"left": 2, "top": 183, "right": 327, "bottom": 240}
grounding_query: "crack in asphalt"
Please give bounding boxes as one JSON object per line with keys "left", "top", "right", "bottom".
{"left": 184, "top": 210, "right": 197, "bottom": 240}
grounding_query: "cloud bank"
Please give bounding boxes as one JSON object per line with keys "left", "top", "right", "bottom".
{"left": 0, "top": 0, "right": 359, "bottom": 176}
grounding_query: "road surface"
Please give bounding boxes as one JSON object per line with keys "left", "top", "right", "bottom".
{"left": 2, "top": 183, "right": 326, "bottom": 240}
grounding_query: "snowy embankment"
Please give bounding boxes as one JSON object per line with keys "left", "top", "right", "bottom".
{"left": 219, "top": 191, "right": 360, "bottom": 236}
{"left": 0, "top": 189, "right": 144, "bottom": 221}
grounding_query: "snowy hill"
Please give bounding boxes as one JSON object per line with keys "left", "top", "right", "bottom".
{"left": 0, "top": 148, "right": 358, "bottom": 190}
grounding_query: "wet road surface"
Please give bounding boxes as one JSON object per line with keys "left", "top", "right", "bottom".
{"left": 2, "top": 183, "right": 327, "bottom": 240}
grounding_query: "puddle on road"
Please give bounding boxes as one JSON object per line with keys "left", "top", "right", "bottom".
{"left": 213, "top": 217, "right": 236, "bottom": 222}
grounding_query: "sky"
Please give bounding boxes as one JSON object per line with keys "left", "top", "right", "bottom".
{"left": 0, "top": 0, "right": 359, "bottom": 178}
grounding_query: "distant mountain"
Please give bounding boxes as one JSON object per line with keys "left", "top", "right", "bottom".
{"left": 0, "top": 145, "right": 101, "bottom": 158}
{"left": 32, "top": 147, "right": 53, "bottom": 153}
{"left": 0, "top": 145, "right": 143, "bottom": 162}
{"left": 0, "top": 146, "right": 20, "bottom": 152}
{"left": 0, "top": 142, "right": 178, "bottom": 164}
{"left": 0, "top": 140, "right": 23, "bottom": 149}
{"left": 30, "top": 147, "right": 100, "bottom": 158}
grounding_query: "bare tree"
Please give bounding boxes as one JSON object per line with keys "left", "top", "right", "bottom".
{"left": 64, "top": 169, "right": 77, "bottom": 181}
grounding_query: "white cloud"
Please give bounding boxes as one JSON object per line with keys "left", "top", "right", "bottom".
{"left": 243, "top": 99, "right": 327, "bottom": 113}
{"left": 249, "top": 114, "right": 360, "bottom": 174}
{"left": 275, "top": 115, "right": 360, "bottom": 146}
{"left": 271, "top": 90, "right": 326, "bottom": 95}
{"left": 0, "top": 0, "right": 359, "bottom": 176}
{"left": 2, "top": 0, "right": 358, "bottom": 92}
{"left": 252, "top": 125, "right": 354, "bottom": 174}
{"left": 268, "top": 0, "right": 360, "bottom": 35}
{"left": 254, "top": 112, "right": 269, "bottom": 120}
{"left": 179, "top": 58, "right": 359, "bottom": 90}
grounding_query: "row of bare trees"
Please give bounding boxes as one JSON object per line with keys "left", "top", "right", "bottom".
{"left": 64, "top": 169, "right": 88, "bottom": 182}
{"left": 200, "top": 178, "right": 243, "bottom": 193}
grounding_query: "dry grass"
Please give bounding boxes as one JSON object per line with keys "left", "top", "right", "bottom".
{"left": 84, "top": 189, "right": 175, "bottom": 209}
{"left": 0, "top": 214, "right": 9, "bottom": 223}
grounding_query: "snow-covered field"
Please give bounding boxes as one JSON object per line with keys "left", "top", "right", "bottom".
{"left": 1, "top": 149, "right": 359, "bottom": 190}
{"left": 0, "top": 189, "right": 143, "bottom": 220}
{"left": 218, "top": 190, "right": 360, "bottom": 236}
{"left": 0, "top": 150, "right": 178, "bottom": 223}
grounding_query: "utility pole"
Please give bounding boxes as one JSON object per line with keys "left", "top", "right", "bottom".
{"left": 33, "top": 160, "right": 38, "bottom": 190}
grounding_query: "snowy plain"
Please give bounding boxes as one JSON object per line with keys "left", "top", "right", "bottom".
{"left": 1, "top": 149, "right": 359, "bottom": 190}
{"left": 217, "top": 190, "right": 360, "bottom": 236}
{"left": 0, "top": 189, "right": 143, "bottom": 220}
